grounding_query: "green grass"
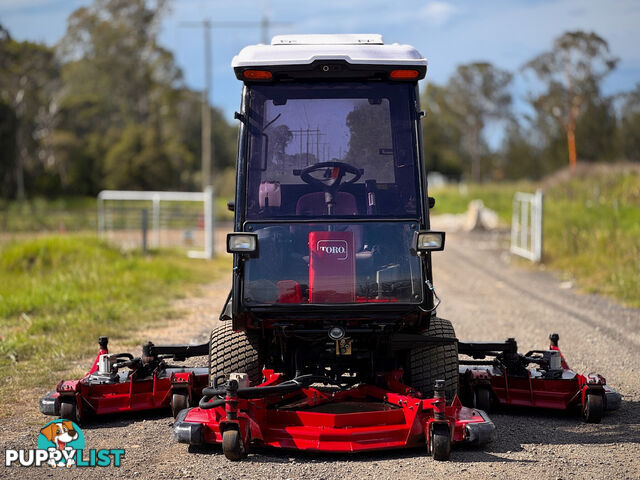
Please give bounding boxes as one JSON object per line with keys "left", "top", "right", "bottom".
{"left": 430, "top": 170, "right": 640, "bottom": 307}
{"left": 0, "top": 235, "right": 230, "bottom": 406}
{"left": 431, "top": 182, "right": 533, "bottom": 223}
{"left": 543, "top": 171, "right": 640, "bottom": 306}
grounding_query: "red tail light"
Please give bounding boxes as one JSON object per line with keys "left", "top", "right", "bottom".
{"left": 243, "top": 70, "right": 273, "bottom": 80}
{"left": 389, "top": 69, "right": 419, "bottom": 80}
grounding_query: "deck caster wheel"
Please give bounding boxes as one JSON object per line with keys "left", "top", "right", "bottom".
{"left": 473, "top": 387, "right": 492, "bottom": 413}
{"left": 171, "top": 393, "right": 189, "bottom": 418}
{"left": 59, "top": 401, "right": 76, "bottom": 422}
{"left": 222, "top": 429, "right": 246, "bottom": 461}
{"left": 582, "top": 393, "right": 604, "bottom": 423}
{"left": 429, "top": 423, "right": 451, "bottom": 461}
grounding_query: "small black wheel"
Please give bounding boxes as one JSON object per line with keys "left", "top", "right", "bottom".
{"left": 429, "top": 424, "right": 451, "bottom": 461}
{"left": 59, "top": 401, "right": 76, "bottom": 422}
{"left": 222, "top": 429, "right": 245, "bottom": 461}
{"left": 582, "top": 393, "right": 604, "bottom": 423}
{"left": 474, "top": 387, "right": 492, "bottom": 413}
{"left": 171, "top": 393, "right": 189, "bottom": 418}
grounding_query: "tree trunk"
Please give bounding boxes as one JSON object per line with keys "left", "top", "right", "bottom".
{"left": 566, "top": 93, "right": 581, "bottom": 173}
{"left": 567, "top": 126, "right": 577, "bottom": 172}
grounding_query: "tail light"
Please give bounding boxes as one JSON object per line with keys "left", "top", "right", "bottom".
{"left": 389, "top": 69, "right": 419, "bottom": 80}
{"left": 243, "top": 70, "right": 273, "bottom": 81}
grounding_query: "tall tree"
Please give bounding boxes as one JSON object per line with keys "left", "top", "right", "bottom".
{"left": 56, "top": 0, "right": 199, "bottom": 192}
{"left": 445, "top": 62, "right": 512, "bottom": 182}
{"left": 421, "top": 83, "right": 466, "bottom": 179}
{"left": 618, "top": 83, "right": 640, "bottom": 162}
{"left": 58, "top": 0, "right": 177, "bottom": 125}
{"left": 523, "top": 31, "right": 618, "bottom": 172}
{"left": 500, "top": 120, "right": 542, "bottom": 180}
{"left": 0, "top": 25, "right": 59, "bottom": 199}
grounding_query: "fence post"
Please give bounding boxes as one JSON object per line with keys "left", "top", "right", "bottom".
{"left": 141, "top": 209, "right": 148, "bottom": 254}
{"left": 152, "top": 194, "right": 160, "bottom": 248}
{"left": 98, "top": 194, "right": 104, "bottom": 238}
{"left": 203, "top": 186, "right": 214, "bottom": 259}
{"left": 534, "top": 189, "right": 544, "bottom": 262}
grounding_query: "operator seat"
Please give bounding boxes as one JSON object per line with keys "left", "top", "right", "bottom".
{"left": 296, "top": 191, "right": 357, "bottom": 215}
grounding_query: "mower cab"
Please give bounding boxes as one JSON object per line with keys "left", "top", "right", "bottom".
{"left": 224, "top": 34, "right": 449, "bottom": 388}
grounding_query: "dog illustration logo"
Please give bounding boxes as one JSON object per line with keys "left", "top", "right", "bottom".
{"left": 38, "top": 419, "right": 85, "bottom": 468}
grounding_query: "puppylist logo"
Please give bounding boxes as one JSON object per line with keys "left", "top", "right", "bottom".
{"left": 5, "top": 419, "right": 124, "bottom": 468}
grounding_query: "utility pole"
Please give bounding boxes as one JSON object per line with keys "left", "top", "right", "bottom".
{"left": 202, "top": 19, "right": 212, "bottom": 190}
{"left": 180, "top": 13, "right": 291, "bottom": 190}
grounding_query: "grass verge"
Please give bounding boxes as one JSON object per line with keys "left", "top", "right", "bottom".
{"left": 0, "top": 234, "right": 230, "bottom": 411}
{"left": 430, "top": 167, "right": 640, "bottom": 307}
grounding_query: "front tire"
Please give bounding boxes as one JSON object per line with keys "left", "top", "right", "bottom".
{"left": 208, "top": 322, "right": 263, "bottom": 386}
{"left": 406, "top": 317, "right": 458, "bottom": 400}
{"left": 474, "top": 387, "right": 493, "bottom": 413}
{"left": 171, "top": 392, "right": 189, "bottom": 418}
{"left": 59, "top": 400, "right": 76, "bottom": 422}
{"left": 429, "top": 423, "right": 452, "bottom": 461}
{"left": 222, "top": 429, "right": 245, "bottom": 461}
{"left": 582, "top": 393, "right": 604, "bottom": 423}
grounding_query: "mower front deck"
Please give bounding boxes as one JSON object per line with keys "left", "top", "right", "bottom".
{"left": 174, "top": 371, "right": 494, "bottom": 459}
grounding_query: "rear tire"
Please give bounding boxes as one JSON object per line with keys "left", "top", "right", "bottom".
{"left": 208, "top": 322, "right": 263, "bottom": 386}
{"left": 406, "top": 317, "right": 458, "bottom": 400}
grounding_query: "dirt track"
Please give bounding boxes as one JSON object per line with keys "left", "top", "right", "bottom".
{"left": 1, "top": 226, "right": 639, "bottom": 479}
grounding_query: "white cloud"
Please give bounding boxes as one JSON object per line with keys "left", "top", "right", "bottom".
{"left": 419, "top": 1, "right": 460, "bottom": 27}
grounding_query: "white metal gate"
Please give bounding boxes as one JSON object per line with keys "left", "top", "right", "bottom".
{"left": 97, "top": 187, "right": 215, "bottom": 259}
{"left": 510, "top": 190, "right": 543, "bottom": 263}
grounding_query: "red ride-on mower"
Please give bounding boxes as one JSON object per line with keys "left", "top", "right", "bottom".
{"left": 458, "top": 334, "right": 621, "bottom": 423}
{"left": 40, "top": 336, "right": 209, "bottom": 423}
{"left": 40, "top": 34, "right": 621, "bottom": 461}
{"left": 174, "top": 34, "right": 495, "bottom": 461}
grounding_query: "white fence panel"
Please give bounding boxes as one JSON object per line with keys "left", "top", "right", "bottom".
{"left": 510, "top": 190, "right": 543, "bottom": 263}
{"left": 98, "top": 187, "right": 215, "bottom": 259}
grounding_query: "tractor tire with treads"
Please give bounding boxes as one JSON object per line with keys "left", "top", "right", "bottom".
{"left": 208, "top": 322, "right": 263, "bottom": 386}
{"left": 406, "top": 317, "right": 458, "bottom": 400}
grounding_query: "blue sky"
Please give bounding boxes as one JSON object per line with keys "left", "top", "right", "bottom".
{"left": 1, "top": 0, "right": 639, "bottom": 122}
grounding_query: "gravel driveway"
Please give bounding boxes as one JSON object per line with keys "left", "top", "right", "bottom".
{"left": 2, "top": 228, "right": 638, "bottom": 480}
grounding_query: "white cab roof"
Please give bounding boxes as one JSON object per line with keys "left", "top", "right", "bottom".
{"left": 232, "top": 34, "right": 427, "bottom": 69}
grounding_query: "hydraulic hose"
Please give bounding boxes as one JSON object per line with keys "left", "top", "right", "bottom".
{"left": 198, "top": 374, "right": 341, "bottom": 409}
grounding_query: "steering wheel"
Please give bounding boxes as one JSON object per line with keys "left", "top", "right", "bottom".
{"left": 299, "top": 161, "right": 362, "bottom": 191}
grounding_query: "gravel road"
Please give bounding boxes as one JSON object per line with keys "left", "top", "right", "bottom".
{"left": 2, "top": 227, "right": 639, "bottom": 480}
